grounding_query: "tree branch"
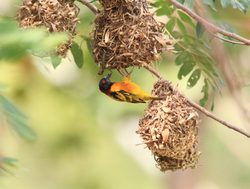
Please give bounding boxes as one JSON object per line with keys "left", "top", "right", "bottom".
{"left": 77, "top": 0, "right": 99, "bottom": 14}
{"left": 187, "top": 99, "right": 250, "bottom": 138}
{"left": 169, "top": 0, "right": 250, "bottom": 46}
{"left": 79, "top": 0, "right": 250, "bottom": 138}
{"left": 194, "top": 0, "right": 250, "bottom": 128}
{"left": 143, "top": 64, "right": 250, "bottom": 138}
{"left": 212, "top": 34, "right": 246, "bottom": 45}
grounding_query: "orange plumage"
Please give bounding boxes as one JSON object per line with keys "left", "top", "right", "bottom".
{"left": 99, "top": 74, "right": 163, "bottom": 103}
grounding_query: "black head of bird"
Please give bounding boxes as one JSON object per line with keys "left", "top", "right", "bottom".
{"left": 99, "top": 73, "right": 113, "bottom": 94}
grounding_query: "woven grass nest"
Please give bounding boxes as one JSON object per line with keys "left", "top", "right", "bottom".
{"left": 137, "top": 80, "right": 201, "bottom": 171}
{"left": 17, "top": 0, "right": 80, "bottom": 56}
{"left": 93, "top": 0, "right": 173, "bottom": 71}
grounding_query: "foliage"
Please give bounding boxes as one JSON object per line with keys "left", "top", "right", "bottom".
{"left": 0, "top": 18, "right": 68, "bottom": 61}
{"left": 0, "top": 0, "right": 248, "bottom": 135}
{"left": 0, "top": 95, "right": 36, "bottom": 141}
{"left": 153, "top": 0, "right": 223, "bottom": 106}
{"left": 0, "top": 17, "right": 81, "bottom": 143}
{"left": 71, "top": 42, "right": 84, "bottom": 68}
{"left": 0, "top": 157, "right": 18, "bottom": 175}
{"left": 177, "top": 0, "right": 250, "bottom": 12}
{"left": 203, "top": 0, "right": 250, "bottom": 13}
{"left": 2, "top": 1, "right": 248, "bottom": 107}
{"left": 0, "top": 0, "right": 250, "bottom": 187}
{"left": 0, "top": 17, "right": 84, "bottom": 69}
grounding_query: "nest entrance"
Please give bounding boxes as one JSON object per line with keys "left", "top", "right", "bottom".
{"left": 93, "top": 0, "right": 173, "bottom": 71}
{"left": 137, "top": 80, "right": 200, "bottom": 171}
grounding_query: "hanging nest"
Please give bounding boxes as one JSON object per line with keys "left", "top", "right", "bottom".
{"left": 17, "top": 0, "right": 80, "bottom": 56}
{"left": 93, "top": 0, "right": 173, "bottom": 71}
{"left": 137, "top": 80, "right": 200, "bottom": 171}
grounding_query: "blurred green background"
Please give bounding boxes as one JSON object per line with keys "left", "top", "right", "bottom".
{"left": 1, "top": 1, "right": 250, "bottom": 189}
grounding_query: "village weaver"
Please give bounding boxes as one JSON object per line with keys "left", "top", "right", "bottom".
{"left": 99, "top": 73, "right": 163, "bottom": 103}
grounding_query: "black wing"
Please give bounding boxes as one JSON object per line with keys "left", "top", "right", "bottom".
{"left": 110, "top": 90, "right": 146, "bottom": 103}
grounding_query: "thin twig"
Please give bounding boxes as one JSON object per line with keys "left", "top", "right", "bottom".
{"left": 144, "top": 64, "right": 164, "bottom": 80}
{"left": 77, "top": 0, "right": 99, "bottom": 14}
{"left": 187, "top": 100, "right": 250, "bottom": 138}
{"left": 143, "top": 64, "right": 250, "bottom": 138}
{"left": 169, "top": 0, "right": 250, "bottom": 46}
{"left": 208, "top": 31, "right": 246, "bottom": 45}
{"left": 79, "top": 0, "right": 250, "bottom": 137}
{"left": 205, "top": 24, "right": 246, "bottom": 45}
{"left": 194, "top": 0, "right": 250, "bottom": 128}
{"left": 213, "top": 34, "right": 246, "bottom": 45}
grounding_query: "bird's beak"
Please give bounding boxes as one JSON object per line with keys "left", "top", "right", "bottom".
{"left": 105, "top": 73, "right": 112, "bottom": 79}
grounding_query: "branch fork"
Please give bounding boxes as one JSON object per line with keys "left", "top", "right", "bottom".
{"left": 169, "top": 0, "right": 250, "bottom": 45}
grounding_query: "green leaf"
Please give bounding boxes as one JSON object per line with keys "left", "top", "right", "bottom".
{"left": 151, "top": 2, "right": 161, "bottom": 7}
{"left": 177, "top": 60, "right": 195, "bottom": 79}
{"left": 199, "top": 79, "right": 209, "bottom": 106}
{"left": 0, "top": 44, "right": 27, "bottom": 60}
{"left": 51, "top": 56, "right": 62, "bottom": 68}
{"left": 71, "top": 42, "right": 84, "bottom": 68}
{"left": 0, "top": 95, "right": 36, "bottom": 141}
{"left": 175, "top": 51, "right": 189, "bottom": 65}
{"left": 156, "top": 6, "right": 174, "bottom": 16}
{"left": 166, "top": 18, "right": 176, "bottom": 33}
{"left": 0, "top": 19, "right": 68, "bottom": 61}
{"left": 220, "top": 0, "right": 247, "bottom": 12}
{"left": 196, "top": 22, "right": 205, "bottom": 38}
{"left": 82, "top": 36, "right": 94, "bottom": 60}
{"left": 177, "top": 10, "right": 194, "bottom": 27}
{"left": 172, "top": 31, "right": 183, "bottom": 39}
{"left": 187, "top": 69, "right": 201, "bottom": 87}
{"left": 240, "top": 0, "right": 250, "bottom": 10}
{"left": 200, "top": 57, "right": 219, "bottom": 77}
{"left": 7, "top": 117, "right": 36, "bottom": 141}
{"left": 211, "top": 98, "right": 215, "bottom": 111}
{"left": 0, "top": 157, "right": 18, "bottom": 166}
{"left": 151, "top": 0, "right": 172, "bottom": 8}
{"left": 234, "top": 1, "right": 246, "bottom": 13}
{"left": 0, "top": 157, "right": 18, "bottom": 175}
{"left": 177, "top": 19, "right": 187, "bottom": 34}
{"left": 83, "top": 37, "right": 94, "bottom": 56}
{"left": 183, "top": 34, "right": 195, "bottom": 43}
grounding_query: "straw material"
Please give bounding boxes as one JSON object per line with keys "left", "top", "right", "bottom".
{"left": 93, "top": 0, "right": 173, "bottom": 71}
{"left": 137, "top": 80, "right": 200, "bottom": 171}
{"left": 17, "top": 0, "right": 80, "bottom": 56}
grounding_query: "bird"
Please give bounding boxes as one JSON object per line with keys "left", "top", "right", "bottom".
{"left": 99, "top": 73, "right": 164, "bottom": 103}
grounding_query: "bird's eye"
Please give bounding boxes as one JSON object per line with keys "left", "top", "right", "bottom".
{"left": 102, "top": 79, "right": 106, "bottom": 84}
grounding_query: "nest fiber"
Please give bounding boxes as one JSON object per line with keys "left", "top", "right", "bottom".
{"left": 93, "top": 0, "right": 173, "bottom": 70}
{"left": 137, "top": 80, "right": 200, "bottom": 171}
{"left": 17, "top": 0, "right": 80, "bottom": 56}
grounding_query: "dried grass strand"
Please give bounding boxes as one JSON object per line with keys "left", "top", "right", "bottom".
{"left": 17, "top": 0, "right": 80, "bottom": 56}
{"left": 93, "top": 0, "right": 173, "bottom": 70}
{"left": 137, "top": 80, "right": 200, "bottom": 171}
